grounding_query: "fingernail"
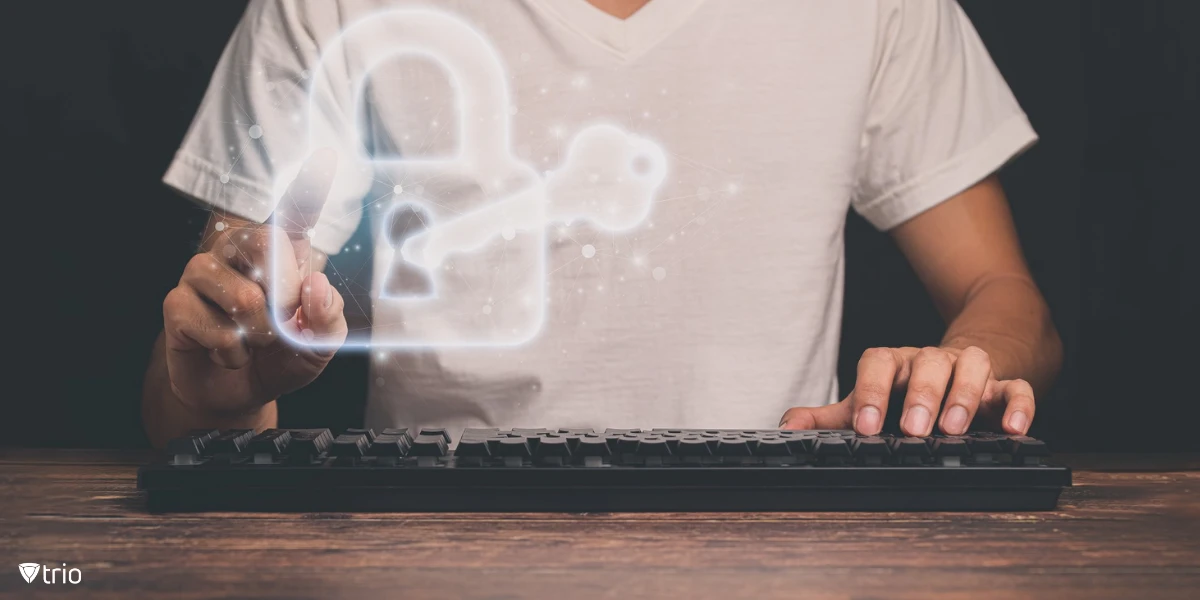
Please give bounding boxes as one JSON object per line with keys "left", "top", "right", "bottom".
{"left": 778, "top": 420, "right": 791, "bottom": 430}
{"left": 904, "top": 405, "right": 931, "bottom": 435}
{"left": 324, "top": 285, "right": 334, "bottom": 309}
{"left": 856, "top": 406, "right": 881, "bottom": 434}
{"left": 1008, "top": 411, "right": 1028, "bottom": 433}
{"left": 943, "top": 405, "right": 969, "bottom": 434}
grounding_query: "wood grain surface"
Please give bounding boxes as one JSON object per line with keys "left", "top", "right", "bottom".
{"left": 2, "top": 449, "right": 1197, "bottom": 599}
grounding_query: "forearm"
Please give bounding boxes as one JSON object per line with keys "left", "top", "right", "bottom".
{"left": 940, "top": 275, "right": 1062, "bottom": 394}
{"left": 141, "top": 332, "right": 277, "bottom": 448}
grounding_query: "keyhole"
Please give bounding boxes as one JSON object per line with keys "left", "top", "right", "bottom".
{"left": 382, "top": 203, "right": 435, "bottom": 298}
{"left": 630, "top": 154, "right": 653, "bottom": 177}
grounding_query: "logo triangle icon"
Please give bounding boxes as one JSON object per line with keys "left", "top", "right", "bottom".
{"left": 19, "top": 563, "right": 40, "bottom": 583}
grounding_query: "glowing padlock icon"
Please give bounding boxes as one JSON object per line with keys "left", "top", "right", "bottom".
{"left": 275, "top": 8, "right": 667, "bottom": 348}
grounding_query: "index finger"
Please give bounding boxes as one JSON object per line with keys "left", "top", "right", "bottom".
{"left": 273, "top": 148, "right": 339, "bottom": 244}
{"left": 849, "top": 347, "right": 904, "bottom": 435}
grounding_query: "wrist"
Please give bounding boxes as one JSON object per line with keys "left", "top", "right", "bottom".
{"left": 146, "top": 380, "right": 276, "bottom": 448}
{"left": 169, "top": 386, "right": 277, "bottom": 430}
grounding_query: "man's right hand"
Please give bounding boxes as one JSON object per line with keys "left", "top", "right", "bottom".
{"left": 160, "top": 149, "right": 348, "bottom": 420}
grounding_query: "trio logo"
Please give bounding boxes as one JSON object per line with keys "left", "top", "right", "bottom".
{"left": 18, "top": 562, "right": 82, "bottom": 585}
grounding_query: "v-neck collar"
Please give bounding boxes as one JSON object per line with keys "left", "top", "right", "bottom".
{"left": 527, "top": 0, "right": 706, "bottom": 63}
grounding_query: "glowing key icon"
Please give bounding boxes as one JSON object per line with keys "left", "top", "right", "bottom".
{"left": 401, "top": 123, "right": 667, "bottom": 271}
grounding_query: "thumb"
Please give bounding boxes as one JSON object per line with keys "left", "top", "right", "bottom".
{"left": 779, "top": 401, "right": 853, "bottom": 430}
{"left": 274, "top": 148, "right": 340, "bottom": 247}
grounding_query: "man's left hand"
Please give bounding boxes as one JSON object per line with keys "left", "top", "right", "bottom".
{"left": 779, "top": 346, "right": 1035, "bottom": 437}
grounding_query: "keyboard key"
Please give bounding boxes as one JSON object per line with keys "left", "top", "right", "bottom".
{"left": 814, "top": 437, "right": 852, "bottom": 458}
{"left": 754, "top": 438, "right": 792, "bottom": 456}
{"left": 454, "top": 439, "right": 490, "bottom": 457}
{"left": 461, "top": 428, "right": 499, "bottom": 439}
{"left": 419, "top": 428, "right": 452, "bottom": 444}
{"left": 248, "top": 430, "right": 292, "bottom": 457}
{"left": 368, "top": 433, "right": 410, "bottom": 457}
{"left": 558, "top": 434, "right": 584, "bottom": 452}
{"left": 895, "top": 437, "right": 932, "bottom": 463}
{"left": 636, "top": 438, "right": 672, "bottom": 456}
{"left": 535, "top": 437, "right": 572, "bottom": 459}
{"left": 616, "top": 436, "right": 643, "bottom": 455}
{"left": 345, "top": 428, "right": 376, "bottom": 443}
{"left": 575, "top": 436, "right": 611, "bottom": 457}
{"left": 932, "top": 437, "right": 970, "bottom": 457}
{"left": 409, "top": 435, "right": 449, "bottom": 457}
{"left": 483, "top": 437, "right": 505, "bottom": 455}
{"left": 209, "top": 429, "right": 255, "bottom": 454}
{"left": 852, "top": 436, "right": 890, "bottom": 457}
{"left": 557, "top": 428, "right": 595, "bottom": 435}
{"left": 185, "top": 429, "right": 220, "bottom": 449}
{"left": 929, "top": 436, "right": 968, "bottom": 466}
{"left": 382, "top": 428, "right": 415, "bottom": 444}
{"left": 166, "top": 436, "right": 205, "bottom": 463}
{"left": 1009, "top": 437, "right": 1049, "bottom": 459}
{"left": 675, "top": 438, "right": 711, "bottom": 457}
{"left": 286, "top": 429, "right": 334, "bottom": 463}
{"left": 966, "top": 434, "right": 1005, "bottom": 454}
{"left": 331, "top": 434, "right": 370, "bottom": 458}
{"left": 494, "top": 437, "right": 532, "bottom": 458}
{"left": 715, "top": 438, "right": 753, "bottom": 457}
{"left": 784, "top": 436, "right": 816, "bottom": 454}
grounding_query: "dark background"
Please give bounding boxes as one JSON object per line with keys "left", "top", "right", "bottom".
{"left": 3, "top": 1, "right": 1196, "bottom": 450}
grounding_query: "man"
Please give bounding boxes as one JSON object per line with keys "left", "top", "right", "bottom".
{"left": 143, "top": 0, "right": 1062, "bottom": 447}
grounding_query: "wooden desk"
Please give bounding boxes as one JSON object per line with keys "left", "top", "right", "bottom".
{"left": 2, "top": 449, "right": 1197, "bottom": 599}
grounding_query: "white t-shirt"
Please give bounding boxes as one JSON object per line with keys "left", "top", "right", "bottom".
{"left": 164, "top": 0, "right": 1036, "bottom": 437}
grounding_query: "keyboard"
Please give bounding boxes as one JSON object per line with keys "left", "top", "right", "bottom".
{"left": 138, "top": 427, "right": 1072, "bottom": 512}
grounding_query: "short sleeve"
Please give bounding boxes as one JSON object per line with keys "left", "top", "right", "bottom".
{"left": 162, "top": 0, "right": 371, "bottom": 255}
{"left": 851, "top": 0, "right": 1038, "bottom": 231}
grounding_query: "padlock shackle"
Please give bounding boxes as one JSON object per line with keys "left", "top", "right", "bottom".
{"left": 306, "top": 8, "right": 528, "bottom": 189}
